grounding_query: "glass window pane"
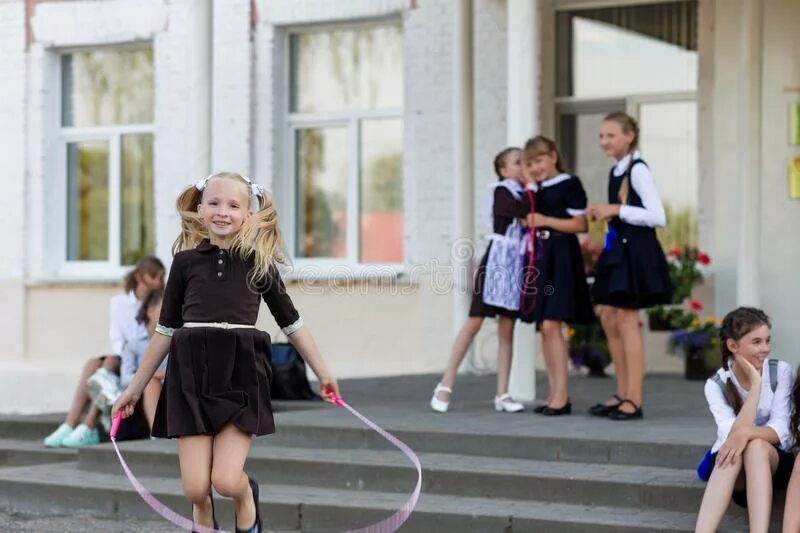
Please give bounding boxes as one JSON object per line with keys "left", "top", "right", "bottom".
{"left": 67, "top": 141, "right": 109, "bottom": 261}
{"left": 121, "top": 134, "right": 155, "bottom": 266}
{"left": 639, "top": 101, "right": 698, "bottom": 249}
{"left": 556, "top": 2, "right": 697, "bottom": 97}
{"left": 290, "top": 25, "right": 403, "bottom": 113}
{"left": 295, "top": 128, "right": 348, "bottom": 258}
{"left": 62, "top": 48, "right": 154, "bottom": 127}
{"left": 360, "top": 119, "right": 403, "bottom": 262}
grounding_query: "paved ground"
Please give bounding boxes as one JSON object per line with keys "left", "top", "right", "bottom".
{"left": 272, "top": 370, "right": 713, "bottom": 446}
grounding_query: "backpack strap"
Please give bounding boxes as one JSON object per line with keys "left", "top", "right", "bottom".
{"left": 769, "top": 359, "right": 779, "bottom": 393}
{"left": 712, "top": 360, "right": 780, "bottom": 398}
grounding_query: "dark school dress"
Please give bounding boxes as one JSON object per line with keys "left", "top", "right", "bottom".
{"left": 469, "top": 185, "right": 534, "bottom": 319}
{"left": 519, "top": 175, "right": 595, "bottom": 325}
{"left": 151, "top": 239, "right": 301, "bottom": 438}
{"left": 592, "top": 159, "right": 673, "bottom": 309}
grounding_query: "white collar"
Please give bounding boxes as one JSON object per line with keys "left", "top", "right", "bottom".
{"left": 489, "top": 178, "right": 524, "bottom": 198}
{"left": 613, "top": 151, "right": 641, "bottom": 176}
{"left": 530, "top": 173, "right": 570, "bottom": 192}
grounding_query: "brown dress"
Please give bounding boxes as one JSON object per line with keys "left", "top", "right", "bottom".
{"left": 151, "top": 239, "right": 300, "bottom": 438}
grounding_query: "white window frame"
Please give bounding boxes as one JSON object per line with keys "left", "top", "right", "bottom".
{"left": 283, "top": 23, "right": 404, "bottom": 274}
{"left": 55, "top": 46, "right": 155, "bottom": 281}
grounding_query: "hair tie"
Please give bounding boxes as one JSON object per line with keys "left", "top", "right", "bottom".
{"left": 195, "top": 174, "right": 214, "bottom": 191}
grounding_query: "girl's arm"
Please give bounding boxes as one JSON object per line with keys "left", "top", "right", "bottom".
{"left": 493, "top": 186, "right": 535, "bottom": 219}
{"left": 286, "top": 326, "right": 338, "bottom": 400}
{"left": 262, "top": 266, "right": 339, "bottom": 402}
{"left": 532, "top": 214, "right": 588, "bottom": 234}
{"left": 112, "top": 333, "right": 171, "bottom": 418}
{"left": 617, "top": 164, "right": 666, "bottom": 227}
{"left": 716, "top": 357, "right": 765, "bottom": 467}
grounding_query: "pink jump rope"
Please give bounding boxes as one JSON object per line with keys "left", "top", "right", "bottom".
{"left": 110, "top": 388, "right": 422, "bottom": 533}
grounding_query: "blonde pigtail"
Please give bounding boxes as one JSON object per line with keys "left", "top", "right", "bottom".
{"left": 232, "top": 191, "right": 286, "bottom": 286}
{"left": 172, "top": 186, "right": 208, "bottom": 255}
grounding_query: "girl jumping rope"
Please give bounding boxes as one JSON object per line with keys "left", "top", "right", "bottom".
{"left": 112, "top": 172, "right": 339, "bottom": 532}
{"left": 587, "top": 112, "right": 672, "bottom": 421}
{"left": 430, "top": 147, "right": 536, "bottom": 413}
{"left": 519, "top": 136, "right": 594, "bottom": 416}
{"left": 695, "top": 307, "right": 793, "bottom": 533}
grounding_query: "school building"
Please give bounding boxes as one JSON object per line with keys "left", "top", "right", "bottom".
{"left": 0, "top": 0, "right": 798, "bottom": 413}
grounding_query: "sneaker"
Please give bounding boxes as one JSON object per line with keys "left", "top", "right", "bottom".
{"left": 61, "top": 424, "right": 100, "bottom": 448}
{"left": 494, "top": 393, "right": 525, "bottom": 413}
{"left": 43, "top": 422, "right": 75, "bottom": 448}
{"left": 86, "top": 368, "right": 122, "bottom": 413}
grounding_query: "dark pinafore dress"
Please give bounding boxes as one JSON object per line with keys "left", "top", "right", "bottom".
{"left": 151, "top": 239, "right": 303, "bottom": 438}
{"left": 592, "top": 160, "right": 673, "bottom": 309}
{"left": 519, "top": 174, "right": 595, "bottom": 325}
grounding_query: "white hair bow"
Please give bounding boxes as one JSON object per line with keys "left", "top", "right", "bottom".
{"left": 194, "top": 174, "right": 266, "bottom": 197}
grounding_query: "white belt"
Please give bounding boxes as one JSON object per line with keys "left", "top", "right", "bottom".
{"left": 183, "top": 322, "right": 256, "bottom": 330}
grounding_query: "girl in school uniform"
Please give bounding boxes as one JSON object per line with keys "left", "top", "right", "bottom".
{"left": 518, "top": 136, "right": 594, "bottom": 416}
{"left": 42, "top": 256, "right": 165, "bottom": 448}
{"left": 430, "top": 147, "right": 536, "bottom": 413}
{"left": 113, "top": 172, "right": 339, "bottom": 532}
{"left": 695, "top": 307, "right": 793, "bottom": 533}
{"left": 586, "top": 112, "right": 672, "bottom": 421}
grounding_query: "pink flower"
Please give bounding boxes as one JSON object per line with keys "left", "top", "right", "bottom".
{"left": 697, "top": 253, "right": 711, "bottom": 265}
{"left": 690, "top": 299, "right": 703, "bottom": 311}
{"left": 669, "top": 247, "right": 681, "bottom": 258}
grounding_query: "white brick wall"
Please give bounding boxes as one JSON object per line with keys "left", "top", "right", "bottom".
{"left": 403, "top": 0, "right": 456, "bottom": 265}
{"left": 153, "top": 0, "right": 213, "bottom": 263}
{"left": 211, "top": 0, "right": 253, "bottom": 175}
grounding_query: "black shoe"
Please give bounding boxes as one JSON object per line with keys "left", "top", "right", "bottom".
{"left": 235, "top": 474, "right": 261, "bottom": 533}
{"left": 192, "top": 490, "right": 219, "bottom": 532}
{"left": 533, "top": 404, "right": 549, "bottom": 414}
{"left": 608, "top": 399, "right": 643, "bottom": 421}
{"left": 588, "top": 394, "right": 623, "bottom": 417}
{"left": 542, "top": 402, "right": 572, "bottom": 416}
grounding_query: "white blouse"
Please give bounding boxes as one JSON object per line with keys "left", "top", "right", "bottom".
{"left": 614, "top": 151, "right": 667, "bottom": 228}
{"left": 704, "top": 360, "right": 793, "bottom": 453}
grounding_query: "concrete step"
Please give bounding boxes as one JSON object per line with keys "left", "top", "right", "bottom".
{"left": 78, "top": 440, "right": 706, "bottom": 513}
{"left": 263, "top": 422, "right": 708, "bottom": 470}
{"left": 0, "top": 439, "right": 76, "bottom": 468}
{"left": 0, "top": 412, "right": 709, "bottom": 469}
{"left": 0, "top": 461, "right": 749, "bottom": 532}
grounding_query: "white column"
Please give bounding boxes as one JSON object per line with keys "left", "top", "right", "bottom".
{"left": 211, "top": 0, "right": 253, "bottom": 175}
{"left": 0, "top": 0, "right": 26, "bottom": 360}
{"left": 453, "top": 1, "right": 475, "bottom": 334}
{"left": 507, "top": 0, "right": 539, "bottom": 402}
{"left": 735, "top": 0, "right": 762, "bottom": 306}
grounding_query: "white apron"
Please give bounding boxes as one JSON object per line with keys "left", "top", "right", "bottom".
{"left": 482, "top": 180, "right": 527, "bottom": 311}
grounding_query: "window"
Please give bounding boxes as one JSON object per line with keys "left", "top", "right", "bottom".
{"left": 555, "top": 2, "right": 699, "bottom": 250}
{"left": 59, "top": 46, "right": 155, "bottom": 272}
{"left": 288, "top": 25, "right": 404, "bottom": 264}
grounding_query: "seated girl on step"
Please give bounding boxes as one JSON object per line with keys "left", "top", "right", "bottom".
{"left": 695, "top": 307, "right": 793, "bottom": 533}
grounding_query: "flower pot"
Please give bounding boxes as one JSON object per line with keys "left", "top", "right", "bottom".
{"left": 684, "top": 347, "right": 715, "bottom": 381}
{"left": 569, "top": 345, "right": 609, "bottom": 378}
{"left": 648, "top": 314, "right": 672, "bottom": 331}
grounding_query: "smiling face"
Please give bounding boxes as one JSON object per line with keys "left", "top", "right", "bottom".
{"left": 528, "top": 151, "right": 559, "bottom": 181}
{"left": 599, "top": 120, "right": 636, "bottom": 160}
{"left": 197, "top": 177, "right": 251, "bottom": 245}
{"left": 728, "top": 324, "right": 771, "bottom": 372}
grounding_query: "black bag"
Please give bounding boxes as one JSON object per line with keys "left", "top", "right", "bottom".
{"left": 269, "top": 342, "right": 321, "bottom": 401}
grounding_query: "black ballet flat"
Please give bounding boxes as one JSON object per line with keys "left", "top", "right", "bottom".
{"left": 588, "top": 394, "right": 623, "bottom": 417}
{"left": 608, "top": 399, "right": 643, "bottom": 421}
{"left": 533, "top": 404, "right": 549, "bottom": 414}
{"left": 235, "top": 474, "right": 261, "bottom": 533}
{"left": 542, "top": 402, "right": 572, "bottom": 416}
{"left": 192, "top": 490, "right": 219, "bottom": 532}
